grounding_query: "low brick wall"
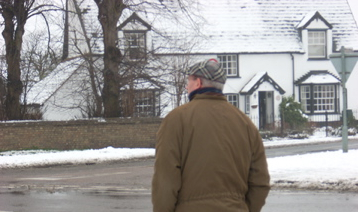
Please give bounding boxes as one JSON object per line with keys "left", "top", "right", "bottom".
{"left": 0, "top": 118, "right": 162, "bottom": 151}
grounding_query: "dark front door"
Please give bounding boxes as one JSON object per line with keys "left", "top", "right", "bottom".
{"left": 259, "top": 92, "right": 266, "bottom": 130}
{"left": 259, "top": 91, "right": 274, "bottom": 130}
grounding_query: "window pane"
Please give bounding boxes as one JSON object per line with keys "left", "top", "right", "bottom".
{"left": 226, "top": 94, "right": 238, "bottom": 107}
{"left": 245, "top": 95, "right": 250, "bottom": 114}
{"left": 124, "top": 32, "right": 146, "bottom": 60}
{"left": 308, "top": 31, "right": 326, "bottom": 58}
{"left": 312, "top": 85, "right": 335, "bottom": 113}
{"left": 134, "top": 90, "right": 155, "bottom": 117}
{"left": 300, "top": 85, "right": 311, "bottom": 112}
{"left": 218, "top": 55, "right": 238, "bottom": 76}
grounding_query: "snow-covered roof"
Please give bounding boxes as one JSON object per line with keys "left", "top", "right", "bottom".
{"left": 69, "top": 0, "right": 358, "bottom": 55}
{"left": 296, "top": 11, "right": 319, "bottom": 29}
{"left": 125, "top": 0, "right": 358, "bottom": 54}
{"left": 241, "top": 72, "right": 267, "bottom": 93}
{"left": 295, "top": 71, "right": 341, "bottom": 85}
{"left": 67, "top": 0, "right": 103, "bottom": 55}
{"left": 25, "top": 57, "right": 86, "bottom": 105}
{"left": 301, "top": 74, "right": 341, "bottom": 84}
{"left": 296, "top": 11, "right": 333, "bottom": 29}
{"left": 240, "top": 71, "right": 285, "bottom": 95}
{"left": 120, "top": 78, "right": 162, "bottom": 90}
{"left": 223, "top": 79, "right": 242, "bottom": 94}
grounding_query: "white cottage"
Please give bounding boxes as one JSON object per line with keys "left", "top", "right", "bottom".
{"left": 26, "top": 0, "right": 358, "bottom": 128}
{"left": 126, "top": 0, "right": 357, "bottom": 128}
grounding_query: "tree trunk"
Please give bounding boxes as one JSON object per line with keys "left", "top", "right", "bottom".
{"left": 1, "top": 0, "right": 29, "bottom": 120}
{"left": 94, "top": 0, "right": 126, "bottom": 118}
{"left": 62, "top": 0, "right": 69, "bottom": 60}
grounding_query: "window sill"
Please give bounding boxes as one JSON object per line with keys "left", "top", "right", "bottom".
{"left": 305, "top": 112, "right": 339, "bottom": 115}
{"left": 307, "top": 58, "right": 329, "bottom": 61}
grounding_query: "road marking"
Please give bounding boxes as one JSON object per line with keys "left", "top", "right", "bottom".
{"left": 17, "top": 177, "right": 62, "bottom": 181}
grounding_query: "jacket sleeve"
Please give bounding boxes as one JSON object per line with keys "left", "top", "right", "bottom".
{"left": 245, "top": 124, "right": 271, "bottom": 212}
{"left": 152, "top": 111, "right": 182, "bottom": 212}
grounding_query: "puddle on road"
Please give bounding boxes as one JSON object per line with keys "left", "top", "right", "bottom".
{"left": 0, "top": 188, "right": 152, "bottom": 212}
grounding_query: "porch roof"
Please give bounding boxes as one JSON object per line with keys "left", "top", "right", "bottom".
{"left": 240, "top": 72, "right": 285, "bottom": 95}
{"left": 295, "top": 71, "right": 341, "bottom": 85}
{"left": 301, "top": 74, "right": 341, "bottom": 84}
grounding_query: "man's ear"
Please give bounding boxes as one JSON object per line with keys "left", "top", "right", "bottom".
{"left": 197, "top": 78, "right": 202, "bottom": 88}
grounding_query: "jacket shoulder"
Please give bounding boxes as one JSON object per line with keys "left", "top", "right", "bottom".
{"left": 164, "top": 102, "right": 191, "bottom": 118}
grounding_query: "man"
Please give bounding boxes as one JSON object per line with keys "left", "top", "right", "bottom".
{"left": 152, "top": 59, "right": 270, "bottom": 212}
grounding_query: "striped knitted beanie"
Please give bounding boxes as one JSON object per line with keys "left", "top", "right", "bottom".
{"left": 186, "top": 59, "right": 226, "bottom": 84}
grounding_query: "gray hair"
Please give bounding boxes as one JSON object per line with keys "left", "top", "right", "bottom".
{"left": 199, "top": 77, "right": 224, "bottom": 90}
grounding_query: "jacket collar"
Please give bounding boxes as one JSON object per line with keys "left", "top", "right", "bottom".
{"left": 188, "top": 87, "right": 223, "bottom": 101}
{"left": 191, "top": 93, "right": 226, "bottom": 101}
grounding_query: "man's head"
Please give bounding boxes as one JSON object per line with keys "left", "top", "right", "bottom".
{"left": 185, "top": 59, "right": 226, "bottom": 94}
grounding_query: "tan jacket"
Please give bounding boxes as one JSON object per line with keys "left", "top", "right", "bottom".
{"left": 152, "top": 94, "right": 270, "bottom": 212}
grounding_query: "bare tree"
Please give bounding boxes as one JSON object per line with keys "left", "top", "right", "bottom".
{"left": 62, "top": 0, "right": 69, "bottom": 60}
{"left": 0, "top": 0, "right": 58, "bottom": 120}
{"left": 92, "top": 0, "right": 206, "bottom": 118}
{"left": 93, "top": 0, "right": 126, "bottom": 118}
{"left": 70, "top": 0, "right": 103, "bottom": 117}
{"left": 54, "top": 0, "right": 205, "bottom": 118}
{"left": 0, "top": 66, "right": 5, "bottom": 120}
{"left": 0, "top": 47, "right": 6, "bottom": 119}
{"left": 21, "top": 30, "right": 61, "bottom": 118}
{"left": 168, "top": 57, "right": 191, "bottom": 107}
{"left": 0, "top": 0, "right": 31, "bottom": 120}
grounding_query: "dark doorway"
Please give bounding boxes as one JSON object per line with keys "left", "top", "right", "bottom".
{"left": 259, "top": 91, "right": 274, "bottom": 130}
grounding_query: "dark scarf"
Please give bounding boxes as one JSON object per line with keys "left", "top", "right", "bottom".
{"left": 188, "top": 87, "right": 223, "bottom": 101}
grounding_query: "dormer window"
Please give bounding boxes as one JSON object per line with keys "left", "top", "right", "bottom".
{"left": 296, "top": 11, "right": 332, "bottom": 60}
{"left": 308, "top": 31, "right": 326, "bottom": 58}
{"left": 124, "top": 32, "right": 146, "bottom": 60}
{"left": 118, "top": 13, "right": 151, "bottom": 62}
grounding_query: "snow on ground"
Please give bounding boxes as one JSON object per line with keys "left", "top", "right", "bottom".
{"left": 1, "top": 129, "right": 358, "bottom": 192}
{"left": 269, "top": 149, "right": 358, "bottom": 191}
{"left": 0, "top": 147, "right": 155, "bottom": 169}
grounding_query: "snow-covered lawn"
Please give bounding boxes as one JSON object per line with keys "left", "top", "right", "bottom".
{"left": 269, "top": 149, "right": 358, "bottom": 191}
{"left": 1, "top": 129, "right": 357, "bottom": 192}
{"left": 0, "top": 147, "right": 155, "bottom": 169}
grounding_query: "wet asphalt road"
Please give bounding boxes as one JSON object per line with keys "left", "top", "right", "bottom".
{"left": 1, "top": 139, "right": 358, "bottom": 211}
{"left": 1, "top": 179, "right": 358, "bottom": 212}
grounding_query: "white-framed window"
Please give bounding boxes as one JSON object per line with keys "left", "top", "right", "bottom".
{"left": 226, "top": 94, "right": 239, "bottom": 107}
{"left": 300, "top": 84, "right": 337, "bottom": 113}
{"left": 313, "top": 85, "right": 335, "bottom": 112}
{"left": 119, "top": 89, "right": 160, "bottom": 117}
{"left": 218, "top": 55, "right": 238, "bottom": 77}
{"left": 124, "top": 32, "right": 146, "bottom": 60}
{"left": 301, "top": 85, "right": 311, "bottom": 112}
{"left": 245, "top": 95, "right": 250, "bottom": 114}
{"left": 135, "top": 90, "right": 155, "bottom": 116}
{"left": 308, "top": 31, "right": 326, "bottom": 58}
